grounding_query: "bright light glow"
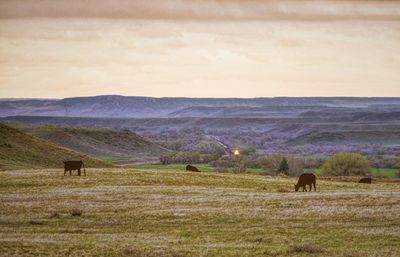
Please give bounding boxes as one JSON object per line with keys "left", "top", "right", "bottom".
{"left": 234, "top": 150, "right": 240, "bottom": 156}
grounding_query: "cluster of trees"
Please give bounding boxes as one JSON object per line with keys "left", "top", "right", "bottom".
{"left": 143, "top": 128, "right": 400, "bottom": 161}
{"left": 211, "top": 155, "right": 248, "bottom": 173}
{"left": 160, "top": 151, "right": 221, "bottom": 165}
{"left": 159, "top": 149, "right": 392, "bottom": 177}
{"left": 160, "top": 150, "right": 306, "bottom": 176}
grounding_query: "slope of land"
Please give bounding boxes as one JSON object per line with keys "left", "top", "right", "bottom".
{"left": 285, "top": 131, "right": 400, "bottom": 146}
{"left": 0, "top": 168, "right": 399, "bottom": 256}
{"left": 1, "top": 96, "right": 400, "bottom": 158}
{"left": 9, "top": 123, "right": 169, "bottom": 160}
{"left": 0, "top": 123, "right": 111, "bottom": 170}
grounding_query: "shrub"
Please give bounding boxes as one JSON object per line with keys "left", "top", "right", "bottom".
{"left": 211, "top": 155, "right": 249, "bottom": 173}
{"left": 288, "top": 244, "right": 324, "bottom": 253}
{"left": 321, "top": 152, "right": 371, "bottom": 176}
{"left": 70, "top": 209, "right": 83, "bottom": 217}
{"left": 278, "top": 157, "right": 289, "bottom": 175}
{"left": 240, "top": 147, "right": 257, "bottom": 156}
{"left": 49, "top": 212, "right": 60, "bottom": 219}
{"left": 160, "top": 151, "right": 203, "bottom": 164}
{"left": 160, "top": 153, "right": 174, "bottom": 165}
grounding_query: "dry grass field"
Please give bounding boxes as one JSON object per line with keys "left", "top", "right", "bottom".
{"left": 0, "top": 169, "right": 399, "bottom": 257}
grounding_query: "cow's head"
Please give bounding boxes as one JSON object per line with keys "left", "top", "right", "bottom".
{"left": 294, "top": 184, "right": 300, "bottom": 192}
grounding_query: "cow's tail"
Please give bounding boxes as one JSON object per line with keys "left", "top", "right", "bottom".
{"left": 82, "top": 161, "right": 86, "bottom": 176}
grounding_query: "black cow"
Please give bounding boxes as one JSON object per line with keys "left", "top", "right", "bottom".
{"left": 63, "top": 160, "right": 85, "bottom": 176}
{"left": 186, "top": 165, "right": 200, "bottom": 172}
{"left": 359, "top": 177, "right": 372, "bottom": 184}
{"left": 295, "top": 173, "right": 316, "bottom": 192}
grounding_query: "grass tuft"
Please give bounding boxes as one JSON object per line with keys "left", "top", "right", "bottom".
{"left": 70, "top": 209, "right": 83, "bottom": 217}
{"left": 288, "top": 244, "right": 324, "bottom": 253}
{"left": 28, "top": 220, "right": 45, "bottom": 225}
{"left": 276, "top": 187, "right": 290, "bottom": 193}
{"left": 49, "top": 211, "right": 60, "bottom": 218}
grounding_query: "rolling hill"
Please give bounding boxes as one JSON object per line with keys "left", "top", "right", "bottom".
{"left": 9, "top": 123, "right": 170, "bottom": 160}
{"left": 285, "top": 131, "right": 400, "bottom": 146}
{"left": 1, "top": 96, "right": 400, "bottom": 158}
{"left": 0, "top": 123, "right": 112, "bottom": 170}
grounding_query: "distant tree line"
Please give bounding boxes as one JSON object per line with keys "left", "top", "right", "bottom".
{"left": 159, "top": 150, "right": 397, "bottom": 177}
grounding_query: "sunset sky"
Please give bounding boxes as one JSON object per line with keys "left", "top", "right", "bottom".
{"left": 0, "top": 0, "right": 399, "bottom": 98}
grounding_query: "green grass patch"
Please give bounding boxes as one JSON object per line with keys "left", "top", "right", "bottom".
{"left": 133, "top": 164, "right": 398, "bottom": 178}
{"left": 96, "top": 156, "right": 131, "bottom": 163}
{"left": 131, "top": 163, "right": 265, "bottom": 174}
{"left": 305, "top": 168, "right": 399, "bottom": 178}
{"left": 131, "top": 163, "right": 215, "bottom": 172}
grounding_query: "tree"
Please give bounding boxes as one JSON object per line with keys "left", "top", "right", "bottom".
{"left": 210, "top": 155, "right": 249, "bottom": 173}
{"left": 278, "top": 157, "right": 289, "bottom": 175}
{"left": 322, "top": 152, "right": 371, "bottom": 176}
{"left": 259, "top": 154, "right": 304, "bottom": 176}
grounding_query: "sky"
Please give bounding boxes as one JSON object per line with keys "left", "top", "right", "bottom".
{"left": 0, "top": 0, "right": 400, "bottom": 98}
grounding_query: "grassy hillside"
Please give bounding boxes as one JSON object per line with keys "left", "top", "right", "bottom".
{"left": 10, "top": 123, "right": 169, "bottom": 161}
{"left": 286, "top": 131, "right": 400, "bottom": 146}
{"left": 0, "top": 123, "right": 111, "bottom": 170}
{"left": 0, "top": 168, "right": 399, "bottom": 256}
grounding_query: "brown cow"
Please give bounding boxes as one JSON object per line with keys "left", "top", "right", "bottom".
{"left": 64, "top": 160, "right": 85, "bottom": 176}
{"left": 359, "top": 177, "right": 372, "bottom": 184}
{"left": 186, "top": 165, "right": 200, "bottom": 172}
{"left": 295, "top": 173, "right": 316, "bottom": 192}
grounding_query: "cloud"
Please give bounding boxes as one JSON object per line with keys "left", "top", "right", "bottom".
{"left": 0, "top": 0, "right": 399, "bottom": 21}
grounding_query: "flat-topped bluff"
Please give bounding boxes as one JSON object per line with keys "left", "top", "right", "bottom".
{"left": 1, "top": 95, "right": 400, "bottom": 118}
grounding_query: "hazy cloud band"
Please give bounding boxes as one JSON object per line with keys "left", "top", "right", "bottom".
{"left": 1, "top": 0, "right": 400, "bottom": 21}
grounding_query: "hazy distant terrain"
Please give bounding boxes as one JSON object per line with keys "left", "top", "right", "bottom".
{"left": 2, "top": 96, "right": 400, "bottom": 118}
{"left": 1, "top": 96, "right": 400, "bottom": 158}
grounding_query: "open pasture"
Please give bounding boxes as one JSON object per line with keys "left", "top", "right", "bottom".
{"left": 0, "top": 168, "right": 399, "bottom": 256}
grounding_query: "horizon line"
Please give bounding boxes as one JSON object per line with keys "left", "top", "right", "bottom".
{"left": 1, "top": 95, "right": 400, "bottom": 101}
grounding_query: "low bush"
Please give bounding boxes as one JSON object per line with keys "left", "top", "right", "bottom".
{"left": 160, "top": 151, "right": 222, "bottom": 165}
{"left": 211, "top": 155, "right": 249, "bottom": 173}
{"left": 70, "top": 209, "right": 83, "bottom": 217}
{"left": 322, "top": 152, "right": 371, "bottom": 176}
{"left": 288, "top": 244, "right": 324, "bottom": 253}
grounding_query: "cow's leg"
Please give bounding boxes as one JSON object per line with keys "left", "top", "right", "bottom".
{"left": 303, "top": 186, "right": 306, "bottom": 192}
{"left": 309, "top": 184, "right": 312, "bottom": 192}
{"left": 313, "top": 182, "right": 316, "bottom": 192}
{"left": 69, "top": 170, "right": 71, "bottom": 175}
{"left": 64, "top": 169, "right": 67, "bottom": 175}
{"left": 78, "top": 169, "right": 81, "bottom": 176}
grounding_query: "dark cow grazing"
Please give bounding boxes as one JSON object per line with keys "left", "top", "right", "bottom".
{"left": 359, "top": 177, "right": 372, "bottom": 184}
{"left": 295, "top": 173, "right": 316, "bottom": 192}
{"left": 63, "top": 160, "right": 85, "bottom": 176}
{"left": 186, "top": 165, "right": 200, "bottom": 172}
